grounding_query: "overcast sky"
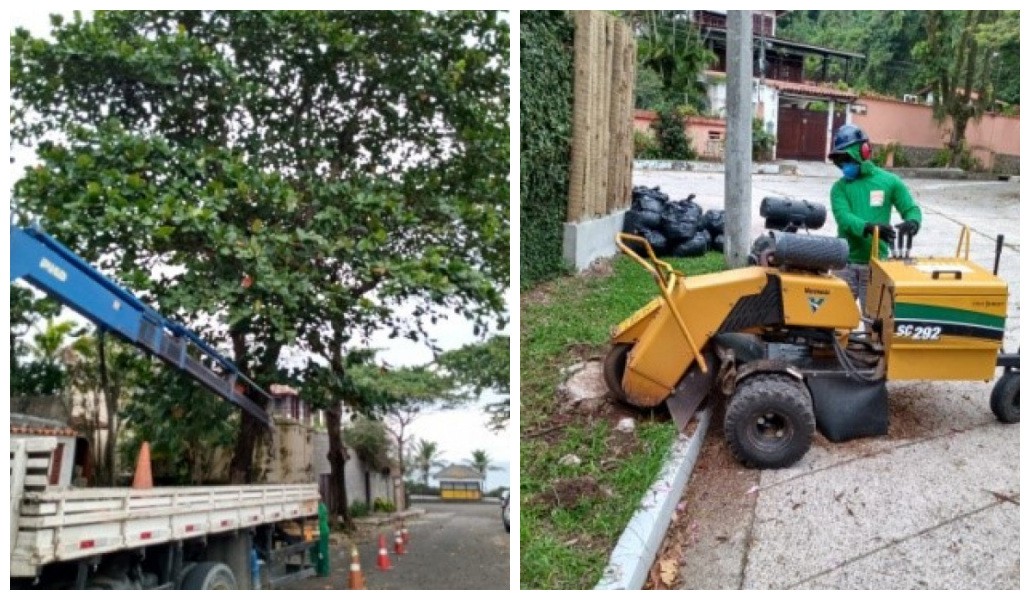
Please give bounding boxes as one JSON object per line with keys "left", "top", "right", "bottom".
{"left": 4, "top": 8, "right": 512, "bottom": 490}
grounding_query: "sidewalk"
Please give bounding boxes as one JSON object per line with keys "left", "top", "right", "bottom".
{"left": 597, "top": 164, "right": 1020, "bottom": 589}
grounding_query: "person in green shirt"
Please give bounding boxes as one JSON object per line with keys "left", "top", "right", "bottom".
{"left": 828, "top": 124, "right": 922, "bottom": 310}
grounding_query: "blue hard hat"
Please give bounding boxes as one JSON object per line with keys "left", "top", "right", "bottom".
{"left": 829, "top": 124, "right": 869, "bottom": 158}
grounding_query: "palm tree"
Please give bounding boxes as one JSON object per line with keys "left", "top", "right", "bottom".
{"left": 635, "top": 11, "right": 717, "bottom": 111}
{"left": 412, "top": 439, "right": 446, "bottom": 487}
{"left": 465, "top": 449, "right": 498, "bottom": 484}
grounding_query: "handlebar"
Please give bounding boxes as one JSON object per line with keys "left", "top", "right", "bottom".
{"left": 614, "top": 232, "right": 708, "bottom": 373}
{"left": 615, "top": 233, "right": 682, "bottom": 293}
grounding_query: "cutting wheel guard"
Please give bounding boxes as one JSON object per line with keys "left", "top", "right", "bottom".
{"left": 616, "top": 232, "right": 709, "bottom": 373}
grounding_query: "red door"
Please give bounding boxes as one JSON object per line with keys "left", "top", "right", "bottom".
{"left": 777, "top": 105, "right": 830, "bottom": 161}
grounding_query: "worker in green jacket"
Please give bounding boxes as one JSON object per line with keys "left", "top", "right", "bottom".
{"left": 829, "top": 124, "right": 922, "bottom": 310}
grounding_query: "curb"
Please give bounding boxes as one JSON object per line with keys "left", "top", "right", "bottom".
{"left": 634, "top": 159, "right": 795, "bottom": 175}
{"left": 594, "top": 408, "right": 712, "bottom": 590}
{"left": 352, "top": 508, "right": 426, "bottom": 527}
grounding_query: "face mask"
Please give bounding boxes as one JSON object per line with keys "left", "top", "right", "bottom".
{"left": 841, "top": 162, "right": 860, "bottom": 181}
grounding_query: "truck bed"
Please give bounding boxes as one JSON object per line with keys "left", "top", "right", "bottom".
{"left": 11, "top": 482, "right": 320, "bottom": 578}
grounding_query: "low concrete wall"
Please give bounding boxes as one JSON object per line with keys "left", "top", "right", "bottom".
{"left": 563, "top": 209, "right": 628, "bottom": 271}
{"left": 877, "top": 144, "right": 1019, "bottom": 176}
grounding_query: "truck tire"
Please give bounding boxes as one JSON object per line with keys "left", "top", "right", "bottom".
{"left": 603, "top": 344, "right": 632, "bottom": 402}
{"left": 990, "top": 370, "right": 1019, "bottom": 423}
{"left": 181, "top": 562, "right": 237, "bottom": 590}
{"left": 724, "top": 373, "right": 815, "bottom": 469}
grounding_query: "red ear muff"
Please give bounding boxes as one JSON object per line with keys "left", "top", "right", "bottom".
{"left": 860, "top": 142, "right": 872, "bottom": 161}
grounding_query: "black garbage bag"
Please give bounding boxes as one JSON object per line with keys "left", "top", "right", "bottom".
{"left": 712, "top": 234, "right": 725, "bottom": 252}
{"left": 679, "top": 194, "right": 703, "bottom": 221}
{"left": 671, "top": 231, "right": 708, "bottom": 257}
{"left": 641, "top": 228, "right": 668, "bottom": 254}
{"left": 660, "top": 201, "right": 700, "bottom": 241}
{"left": 623, "top": 208, "right": 662, "bottom": 233}
{"left": 702, "top": 209, "right": 726, "bottom": 236}
{"left": 631, "top": 186, "right": 668, "bottom": 214}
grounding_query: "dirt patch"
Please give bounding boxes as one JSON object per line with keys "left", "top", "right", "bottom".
{"left": 648, "top": 408, "right": 760, "bottom": 590}
{"left": 582, "top": 257, "right": 615, "bottom": 279}
{"left": 533, "top": 476, "right": 614, "bottom": 511}
{"left": 521, "top": 280, "right": 560, "bottom": 307}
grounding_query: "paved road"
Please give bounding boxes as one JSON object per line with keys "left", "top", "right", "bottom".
{"left": 288, "top": 500, "right": 510, "bottom": 590}
{"left": 634, "top": 164, "right": 1020, "bottom": 589}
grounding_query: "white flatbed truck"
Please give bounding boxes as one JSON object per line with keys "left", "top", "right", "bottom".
{"left": 9, "top": 225, "right": 327, "bottom": 589}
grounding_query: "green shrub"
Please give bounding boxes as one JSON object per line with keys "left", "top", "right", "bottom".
{"left": 928, "top": 143, "right": 982, "bottom": 171}
{"left": 634, "top": 130, "right": 662, "bottom": 159}
{"left": 521, "top": 11, "right": 576, "bottom": 288}
{"left": 872, "top": 141, "right": 910, "bottom": 168}
{"left": 929, "top": 148, "right": 951, "bottom": 168}
{"left": 652, "top": 105, "right": 694, "bottom": 160}
{"left": 373, "top": 497, "right": 396, "bottom": 513}
{"left": 349, "top": 501, "right": 370, "bottom": 518}
{"left": 752, "top": 118, "right": 775, "bottom": 162}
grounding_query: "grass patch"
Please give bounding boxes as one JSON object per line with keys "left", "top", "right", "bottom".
{"left": 520, "top": 252, "right": 727, "bottom": 589}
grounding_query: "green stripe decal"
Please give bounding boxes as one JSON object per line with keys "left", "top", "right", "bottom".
{"left": 895, "top": 303, "right": 1005, "bottom": 330}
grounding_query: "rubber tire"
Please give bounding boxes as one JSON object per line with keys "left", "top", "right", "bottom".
{"left": 724, "top": 374, "right": 815, "bottom": 469}
{"left": 603, "top": 343, "right": 632, "bottom": 403}
{"left": 990, "top": 370, "right": 1019, "bottom": 423}
{"left": 180, "top": 562, "right": 237, "bottom": 590}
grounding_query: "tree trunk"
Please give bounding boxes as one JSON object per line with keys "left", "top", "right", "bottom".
{"left": 97, "top": 330, "right": 118, "bottom": 486}
{"left": 396, "top": 437, "right": 406, "bottom": 510}
{"left": 228, "top": 413, "right": 265, "bottom": 483}
{"left": 324, "top": 404, "right": 353, "bottom": 529}
{"left": 227, "top": 330, "right": 269, "bottom": 484}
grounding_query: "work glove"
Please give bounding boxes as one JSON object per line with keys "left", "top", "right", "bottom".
{"left": 862, "top": 222, "right": 896, "bottom": 245}
{"left": 896, "top": 219, "right": 920, "bottom": 237}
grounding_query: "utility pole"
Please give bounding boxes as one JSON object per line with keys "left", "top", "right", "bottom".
{"left": 725, "top": 11, "right": 753, "bottom": 267}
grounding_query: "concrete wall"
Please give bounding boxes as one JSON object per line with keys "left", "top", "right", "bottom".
{"left": 853, "top": 96, "right": 1019, "bottom": 172}
{"left": 255, "top": 419, "right": 314, "bottom": 484}
{"left": 311, "top": 431, "right": 392, "bottom": 507}
{"left": 642, "top": 84, "right": 1019, "bottom": 173}
{"left": 635, "top": 110, "right": 728, "bottom": 160}
{"left": 209, "top": 418, "right": 316, "bottom": 484}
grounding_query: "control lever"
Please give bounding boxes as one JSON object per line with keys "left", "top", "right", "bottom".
{"left": 892, "top": 224, "right": 914, "bottom": 260}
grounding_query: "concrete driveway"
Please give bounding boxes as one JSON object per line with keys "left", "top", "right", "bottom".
{"left": 288, "top": 500, "right": 509, "bottom": 590}
{"left": 633, "top": 164, "right": 1020, "bottom": 589}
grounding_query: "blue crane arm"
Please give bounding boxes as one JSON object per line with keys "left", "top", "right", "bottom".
{"left": 10, "top": 224, "right": 273, "bottom": 427}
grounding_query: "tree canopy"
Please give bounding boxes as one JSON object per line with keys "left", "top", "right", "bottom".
{"left": 437, "top": 334, "right": 510, "bottom": 430}
{"left": 11, "top": 10, "right": 510, "bottom": 483}
{"left": 777, "top": 10, "right": 1019, "bottom": 107}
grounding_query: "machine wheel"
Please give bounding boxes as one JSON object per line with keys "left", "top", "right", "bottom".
{"left": 990, "top": 370, "right": 1019, "bottom": 423}
{"left": 180, "top": 562, "right": 237, "bottom": 590}
{"left": 603, "top": 343, "right": 632, "bottom": 402}
{"left": 724, "top": 373, "right": 815, "bottom": 469}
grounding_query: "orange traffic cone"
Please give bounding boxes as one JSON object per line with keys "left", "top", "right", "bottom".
{"left": 132, "top": 442, "right": 153, "bottom": 489}
{"left": 376, "top": 534, "right": 392, "bottom": 571}
{"left": 348, "top": 545, "right": 366, "bottom": 590}
{"left": 393, "top": 528, "right": 406, "bottom": 555}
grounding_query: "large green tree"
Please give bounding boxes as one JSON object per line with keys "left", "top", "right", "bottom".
{"left": 11, "top": 11, "right": 509, "bottom": 483}
{"left": 913, "top": 11, "right": 1017, "bottom": 166}
{"left": 117, "top": 362, "right": 239, "bottom": 486}
{"left": 777, "top": 11, "right": 923, "bottom": 94}
{"left": 437, "top": 334, "right": 510, "bottom": 431}
{"left": 10, "top": 287, "right": 65, "bottom": 397}
{"left": 629, "top": 11, "right": 716, "bottom": 111}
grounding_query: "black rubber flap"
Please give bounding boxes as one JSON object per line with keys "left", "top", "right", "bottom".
{"left": 807, "top": 371, "right": 888, "bottom": 442}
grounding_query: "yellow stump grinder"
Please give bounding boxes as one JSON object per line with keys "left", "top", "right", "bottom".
{"left": 605, "top": 197, "right": 1018, "bottom": 469}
